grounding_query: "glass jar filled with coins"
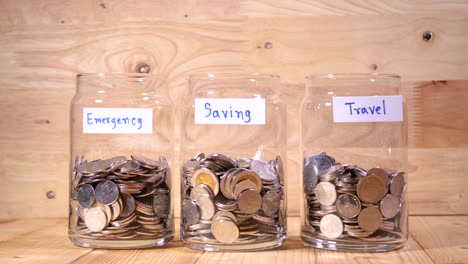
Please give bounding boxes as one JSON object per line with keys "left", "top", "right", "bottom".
{"left": 69, "top": 73, "right": 174, "bottom": 248}
{"left": 180, "top": 74, "right": 287, "bottom": 251}
{"left": 300, "top": 74, "right": 408, "bottom": 252}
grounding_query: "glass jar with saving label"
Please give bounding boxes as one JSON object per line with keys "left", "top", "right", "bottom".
{"left": 180, "top": 73, "right": 287, "bottom": 251}
{"left": 69, "top": 73, "right": 174, "bottom": 248}
{"left": 300, "top": 73, "right": 408, "bottom": 252}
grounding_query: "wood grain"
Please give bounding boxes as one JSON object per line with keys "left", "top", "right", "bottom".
{"left": 1, "top": 1, "right": 468, "bottom": 219}
{"left": 0, "top": 0, "right": 243, "bottom": 25}
{"left": 247, "top": 13, "right": 468, "bottom": 81}
{"left": 411, "top": 216, "right": 468, "bottom": 263}
{"left": 247, "top": 0, "right": 468, "bottom": 17}
{"left": 1, "top": 217, "right": 464, "bottom": 264}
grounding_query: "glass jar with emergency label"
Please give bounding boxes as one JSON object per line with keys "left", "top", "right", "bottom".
{"left": 300, "top": 73, "right": 408, "bottom": 252}
{"left": 69, "top": 73, "right": 174, "bottom": 248}
{"left": 180, "top": 73, "right": 287, "bottom": 251}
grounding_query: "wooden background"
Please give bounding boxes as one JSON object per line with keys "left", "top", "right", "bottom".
{"left": 0, "top": 0, "right": 467, "bottom": 219}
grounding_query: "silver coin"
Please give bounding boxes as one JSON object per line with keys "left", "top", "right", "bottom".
{"left": 77, "top": 184, "right": 96, "bottom": 208}
{"left": 308, "top": 153, "right": 335, "bottom": 175}
{"left": 262, "top": 190, "right": 281, "bottom": 217}
{"left": 195, "top": 195, "right": 215, "bottom": 221}
{"left": 182, "top": 199, "right": 200, "bottom": 226}
{"left": 95, "top": 180, "right": 120, "bottom": 205}
{"left": 153, "top": 192, "right": 170, "bottom": 218}
{"left": 380, "top": 194, "right": 400, "bottom": 219}
{"left": 320, "top": 214, "right": 343, "bottom": 239}
{"left": 250, "top": 160, "right": 277, "bottom": 181}
{"left": 303, "top": 163, "right": 319, "bottom": 191}
{"left": 315, "top": 182, "right": 337, "bottom": 206}
{"left": 336, "top": 194, "right": 361, "bottom": 219}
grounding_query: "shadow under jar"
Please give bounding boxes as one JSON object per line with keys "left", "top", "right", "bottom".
{"left": 300, "top": 74, "right": 408, "bottom": 252}
{"left": 69, "top": 73, "right": 174, "bottom": 249}
{"left": 180, "top": 73, "right": 287, "bottom": 251}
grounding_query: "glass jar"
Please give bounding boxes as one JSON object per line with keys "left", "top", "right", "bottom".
{"left": 300, "top": 73, "right": 408, "bottom": 252}
{"left": 180, "top": 73, "right": 287, "bottom": 251}
{"left": 69, "top": 73, "right": 174, "bottom": 248}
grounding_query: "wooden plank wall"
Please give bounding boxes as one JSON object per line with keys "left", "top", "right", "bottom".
{"left": 0, "top": 0, "right": 467, "bottom": 218}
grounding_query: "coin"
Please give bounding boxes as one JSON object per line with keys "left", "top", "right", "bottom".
{"left": 211, "top": 217, "right": 239, "bottom": 243}
{"left": 95, "top": 180, "right": 120, "bottom": 205}
{"left": 303, "top": 163, "right": 319, "bottom": 192}
{"left": 84, "top": 206, "right": 108, "bottom": 232}
{"left": 380, "top": 194, "right": 400, "bottom": 219}
{"left": 357, "top": 175, "right": 387, "bottom": 203}
{"left": 276, "top": 155, "right": 285, "bottom": 185}
{"left": 131, "top": 154, "right": 159, "bottom": 169}
{"left": 182, "top": 199, "right": 200, "bottom": 226}
{"left": 250, "top": 160, "right": 277, "bottom": 181}
{"left": 320, "top": 214, "right": 343, "bottom": 239}
{"left": 237, "top": 189, "right": 262, "bottom": 215}
{"left": 233, "top": 179, "right": 259, "bottom": 198}
{"left": 390, "top": 172, "right": 406, "bottom": 196}
{"left": 358, "top": 207, "right": 383, "bottom": 232}
{"left": 213, "top": 210, "right": 237, "bottom": 224}
{"left": 153, "top": 193, "right": 170, "bottom": 218}
{"left": 367, "top": 168, "right": 389, "bottom": 185}
{"left": 315, "top": 182, "right": 337, "bottom": 206}
{"left": 336, "top": 194, "right": 361, "bottom": 219}
{"left": 110, "top": 199, "right": 122, "bottom": 221}
{"left": 195, "top": 195, "right": 215, "bottom": 220}
{"left": 71, "top": 154, "right": 172, "bottom": 241}
{"left": 190, "top": 184, "right": 214, "bottom": 201}
{"left": 192, "top": 168, "right": 219, "bottom": 196}
{"left": 308, "top": 153, "right": 335, "bottom": 174}
{"left": 77, "top": 184, "right": 96, "bottom": 208}
{"left": 262, "top": 190, "right": 280, "bottom": 217}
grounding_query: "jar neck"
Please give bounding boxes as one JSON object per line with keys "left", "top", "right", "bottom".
{"left": 305, "top": 73, "right": 401, "bottom": 97}
{"left": 186, "top": 73, "right": 281, "bottom": 100}
{"left": 76, "top": 73, "right": 168, "bottom": 98}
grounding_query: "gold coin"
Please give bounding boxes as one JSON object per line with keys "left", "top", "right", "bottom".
{"left": 192, "top": 168, "right": 219, "bottom": 196}
{"left": 358, "top": 207, "right": 383, "bottom": 232}
{"left": 211, "top": 217, "right": 239, "bottom": 243}
{"left": 84, "top": 206, "right": 108, "bottom": 232}
{"left": 367, "top": 168, "right": 390, "bottom": 184}
{"left": 233, "top": 179, "right": 259, "bottom": 198}
{"left": 237, "top": 189, "right": 262, "bottom": 215}
{"left": 357, "top": 175, "right": 387, "bottom": 203}
{"left": 390, "top": 172, "right": 406, "bottom": 196}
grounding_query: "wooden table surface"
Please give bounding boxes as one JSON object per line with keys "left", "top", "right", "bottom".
{"left": 1, "top": 217, "right": 466, "bottom": 264}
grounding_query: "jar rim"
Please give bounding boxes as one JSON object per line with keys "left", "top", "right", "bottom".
{"left": 188, "top": 73, "right": 280, "bottom": 80}
{"left": 76, "top": 73, "right": 163, "bottom": 79}
{"left": 305, "top": 73, "right": 400, "bottom": 80}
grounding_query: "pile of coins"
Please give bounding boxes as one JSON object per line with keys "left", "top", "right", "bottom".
{"left": 182, "top": 153, "right": 286, "bottom": 245}
{"left": 303, "top": 152, "right": 406, "bottom": 241}
{"left": 70, "top": 154, "right": 173, "bottom": 240}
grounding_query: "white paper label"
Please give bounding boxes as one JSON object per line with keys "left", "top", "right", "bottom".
{"left": 83, "top": 108, "right": 153, "bottom": 134}
{"left": 332, "top": 96, "right": 403, "bottom": 123}
{"left": 194, "top": 98, "right": 266, "bottom": 125}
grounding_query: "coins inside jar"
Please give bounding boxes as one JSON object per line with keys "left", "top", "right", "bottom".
{"left": 182, "top": 153, "right": 286, "bottom": 245}
{"left": 70, "top": 154, "right": 172, "bottom": 240}
{"left": 303, "top": 152, "right": 406, "bottom": 241}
